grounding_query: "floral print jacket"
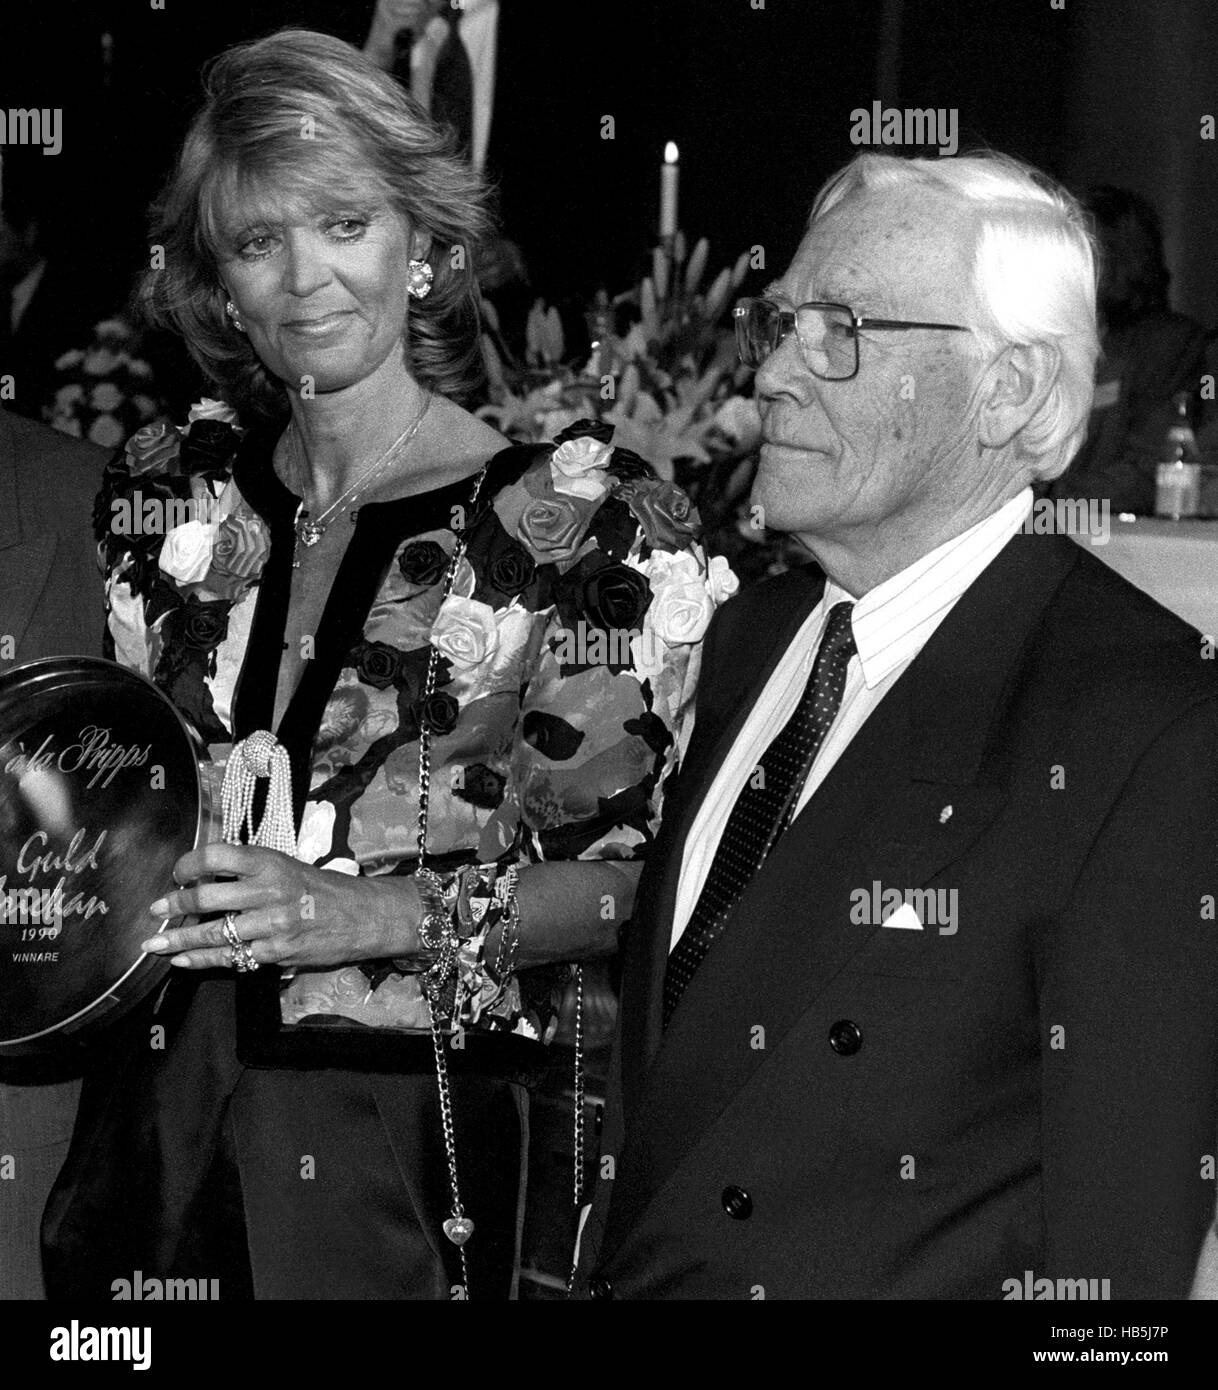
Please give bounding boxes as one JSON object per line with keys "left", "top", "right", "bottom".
{"left": 95, "top": 402, "right": 738, "bottom": 1044}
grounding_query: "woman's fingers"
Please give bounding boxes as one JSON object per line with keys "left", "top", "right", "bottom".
{"left": 166, "top": 936, "right": 272, "bottom": 972}
{"left": 141, "top": 909, "right": 277, "bottom": 959}
{"left": 149, "top": 878, "right": 274, "bottom": 922}
{"left": 170, "top": 842, "right": 280, "bottom": 888}
{"left": 152, "top": 845, "right": 293, "bottom": 919}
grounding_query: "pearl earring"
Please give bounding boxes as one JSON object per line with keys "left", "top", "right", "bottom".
{"left": 225, "top": 299, "right": 246, "bottom": 333}
{"left": 406, "top": 260, "right": 434, "bottom": 300}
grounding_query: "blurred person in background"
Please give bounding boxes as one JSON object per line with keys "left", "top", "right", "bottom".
{"left": 0, "top": 153, "right": 108, "bottom": 1297}
{"left": 1050, "top": 185, "right": 1208, "bottom": 513}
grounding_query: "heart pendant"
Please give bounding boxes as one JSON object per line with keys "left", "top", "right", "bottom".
{"left": 443, "top": 1215, "right": 475, "bottom": 1246}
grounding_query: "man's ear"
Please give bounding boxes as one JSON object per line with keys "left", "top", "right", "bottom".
{"left": 976, "top": 341, "right": 1060, "bottom": 451}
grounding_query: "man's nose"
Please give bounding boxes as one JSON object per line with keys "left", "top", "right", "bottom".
{"left": 280, "top": 232, "right": 332, "bottom": 299}
{"left": 755, "top": 332, "right": 812, "bottom": 402}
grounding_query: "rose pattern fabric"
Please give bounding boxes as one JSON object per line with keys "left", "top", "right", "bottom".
{"left": 98, "top": 412, "right": 737, "bottom": 1042}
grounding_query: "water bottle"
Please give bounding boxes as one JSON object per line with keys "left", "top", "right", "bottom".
{"left": 1154, "top": 392, "right": 1202, "bottom": 519}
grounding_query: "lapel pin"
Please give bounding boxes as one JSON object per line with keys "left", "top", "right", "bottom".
{"left": 939, "top": 804, "right": 953, "bottom": 824}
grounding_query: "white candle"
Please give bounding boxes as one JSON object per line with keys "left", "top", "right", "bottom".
{"left": 660, "top": 141, "right": 679, "bottom": 239}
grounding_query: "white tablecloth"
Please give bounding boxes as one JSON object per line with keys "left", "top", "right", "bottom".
{"left": 1080, "top": 518, "right": 1218, "bottom": 636}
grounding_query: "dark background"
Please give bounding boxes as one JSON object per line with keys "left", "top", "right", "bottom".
{"left": 1, "top": 0, "right": 1215, "bottom": 336}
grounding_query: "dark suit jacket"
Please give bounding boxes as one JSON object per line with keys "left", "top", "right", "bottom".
{"left": 0, "top": 407, "right": 106, "bottom": 1299}
{"left": 572, "top": 529, "right": 1218, "bottom": 1300}
{"left": 0, "top": 408, "right": 107, "bottom": 668}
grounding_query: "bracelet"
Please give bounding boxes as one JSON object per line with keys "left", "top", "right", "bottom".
{"left": 413, "top": 868, "right": 451, "bottom": 953}
{"left": 406, "top": 868, "right": 459, "bottom": 1007}
{"left": 492, "top": 864, "right": 521, "bottom": 981}
{"left": 399, "top": 864, "right": 522, "bottom": 1025}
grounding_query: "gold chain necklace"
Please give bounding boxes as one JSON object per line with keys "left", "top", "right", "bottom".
{"left": 289, "top": 391, "right": 432, "bottom": 566}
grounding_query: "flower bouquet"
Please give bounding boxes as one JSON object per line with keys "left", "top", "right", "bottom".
{"left": 94, "top": 398, "right": 267, "bottom": 743}
{"left": 478, "top": 235, "right": 807, "bottom": 586}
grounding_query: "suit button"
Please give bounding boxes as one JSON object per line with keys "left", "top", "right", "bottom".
{"left": 829, "top": 1019, "right": 862, "bottom": 1055}
{"left": 722, "top": 1185, "right": 753, "bottom": 1219}
{"left": 589, "top": 1276, "right": 614, "bottom": 1299}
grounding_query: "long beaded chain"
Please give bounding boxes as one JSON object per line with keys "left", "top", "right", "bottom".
{"left": 414, "top": 463, "right": 488, "bottom": 1300}
{"left": 565, "top": 963, "right": 585, "bottom": 1293}
{"left": 414, "top": 464, "right": 586, "bottom": 1299}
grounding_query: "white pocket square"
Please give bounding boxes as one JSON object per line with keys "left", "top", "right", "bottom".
{"left": 881, "top": 902, "right": 924, "bottom": 931}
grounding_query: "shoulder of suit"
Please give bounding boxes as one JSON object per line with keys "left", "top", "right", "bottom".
{"left": 1043, "top": 539, "right": 1218, "bottom": 714}
{"left": 6, "top": 410, "right": 108, "bottom": 488}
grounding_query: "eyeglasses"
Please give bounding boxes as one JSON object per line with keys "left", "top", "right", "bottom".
{"left": 734, "top": 296, "right": 973, "bottom": 380}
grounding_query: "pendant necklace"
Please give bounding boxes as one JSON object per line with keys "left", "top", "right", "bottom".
{"left": 288, "top": 391, "right": 432, "bottom": 566}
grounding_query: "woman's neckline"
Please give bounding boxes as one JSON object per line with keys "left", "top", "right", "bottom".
{"left": 232, "top": 418, "right": 527, "bottom": 525}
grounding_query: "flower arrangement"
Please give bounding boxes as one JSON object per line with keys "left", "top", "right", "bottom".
{"left": 478, "top": 235, "right": 808, "bottom": 584}
{"left": 94, "top": 397, "right": 263, "bottom": 741}
{"left": 47, "top": 318, "right": 169, "bottom": 448}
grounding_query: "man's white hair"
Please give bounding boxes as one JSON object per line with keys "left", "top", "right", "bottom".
{"left": 811, "top": 152, "right": 1100, "bottom": 482}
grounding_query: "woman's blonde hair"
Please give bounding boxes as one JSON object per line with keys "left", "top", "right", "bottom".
{"left": 140, "top": 28, "right": 494, "bottom": 419}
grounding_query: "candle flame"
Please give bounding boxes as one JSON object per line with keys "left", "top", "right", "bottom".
{"left": 664, "top": 141, "right": 679, "bottom": 164}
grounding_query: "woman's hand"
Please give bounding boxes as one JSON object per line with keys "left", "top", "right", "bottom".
{"left": 138, "top": 842, "right": 421, "bottom": 972}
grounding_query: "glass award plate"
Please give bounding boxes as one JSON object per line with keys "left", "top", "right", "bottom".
{"left": 0, "top": 657, "right": 206, "bottom": 1062}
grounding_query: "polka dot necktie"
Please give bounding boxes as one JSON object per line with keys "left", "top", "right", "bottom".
{"left": 662, "top": 601, "right": 857, "bottom": 1028}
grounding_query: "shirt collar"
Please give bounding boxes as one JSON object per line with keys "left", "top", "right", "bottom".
{"left": 824, "top": 488, "right": 1034, "bottom": 690}
{"left": 427, "top": 0, "right": 494, "bottom": 26}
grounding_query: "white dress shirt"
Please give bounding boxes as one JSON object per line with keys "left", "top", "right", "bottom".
{"left": 365, "top": 1, "right": 499, "bottom": 171}
{"left": 671, "top": 489, "right": 1034, "bottom": 950}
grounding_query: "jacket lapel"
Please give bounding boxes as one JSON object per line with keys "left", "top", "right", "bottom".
{"left": 616, "top": 566, "right": 825, "bottom": 1120}
{"left": 601, "top": 529, "right": 1082, "bottom": 1259}
{"left": 0, "top": 412, "right": 57, "bottom": 665}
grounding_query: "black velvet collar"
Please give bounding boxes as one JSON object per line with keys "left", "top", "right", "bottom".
{"left": 229, "top": 421, "right": 540, "bottom": 821}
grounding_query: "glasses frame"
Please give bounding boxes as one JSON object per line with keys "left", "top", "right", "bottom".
{"left": 734, "top": 296, "right": 973, "bottom": 380}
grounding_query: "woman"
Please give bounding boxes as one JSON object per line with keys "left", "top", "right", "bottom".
{"left": 43, "top": 29, "right": 733, "bottom": 1299}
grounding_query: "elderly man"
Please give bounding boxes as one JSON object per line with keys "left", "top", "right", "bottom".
{"left": 572, "top": 151, "right": 1218, "bottom": 1301}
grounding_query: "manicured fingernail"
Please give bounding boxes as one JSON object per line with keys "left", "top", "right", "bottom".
{"left": 141, "top": 939, "right": 169, "bottom": 953}
{"left": 170, "top": 955, "right": 190, "bottom": 967}
{"left": 149, "top": 899, "right": 169, "bottom": 916}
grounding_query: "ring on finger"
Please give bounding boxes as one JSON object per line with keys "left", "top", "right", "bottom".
{"left": 233, "top": 941, "right": 259, "bottom": 973}
{"left": 221, "top": 913, "right": 242, "bottom": 949}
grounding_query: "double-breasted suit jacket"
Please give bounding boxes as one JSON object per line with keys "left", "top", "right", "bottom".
{"left": 573, "top": 529, "right": 1218, "bottom": 1300}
